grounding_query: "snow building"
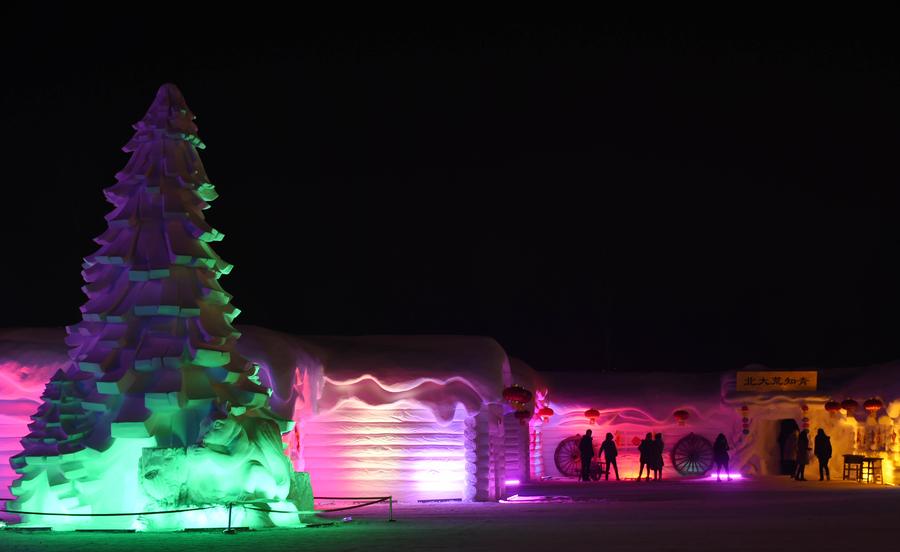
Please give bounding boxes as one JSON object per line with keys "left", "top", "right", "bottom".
{"left": 4, "top": 325, "right": 900, "bottom": 516}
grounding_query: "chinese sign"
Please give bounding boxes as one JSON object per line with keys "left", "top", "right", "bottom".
{"left": 736, "top": 371, "right": 817, "bottom": 392}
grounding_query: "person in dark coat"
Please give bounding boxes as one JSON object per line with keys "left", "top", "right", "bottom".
{"left": 600, "top": 432, "right": 620, "bottom": 480}
{"left": 579, "top": 429, "right": 594, "bottom": 482}
{"left": 713, "top": 433, "right": 731, "bottom": 481}
{"left": 814, "top": 428, "right": 832, "bottom": 481}
{"left": 652, "top": 433, "right": 664, "bottom": 481}
{"left": 784, "top": 428, "right": 799, "bottom": 478}
{"left": 795, "top": 429, "right": 811, "bottom": 481}
{"left": 637, "top": 432, "right": 653, "bottom": 481}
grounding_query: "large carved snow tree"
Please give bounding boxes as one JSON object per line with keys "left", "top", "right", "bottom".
{"left": 8, "top": 84, "right": 309, "bottom": 530}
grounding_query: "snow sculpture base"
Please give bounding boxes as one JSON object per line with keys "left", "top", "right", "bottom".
{"left": 140, "top": 446, "right": 313, "bottom": 530}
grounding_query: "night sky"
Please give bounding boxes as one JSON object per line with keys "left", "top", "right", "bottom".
{"left": 2, "top": 18, "right": 900, "bottom": 373}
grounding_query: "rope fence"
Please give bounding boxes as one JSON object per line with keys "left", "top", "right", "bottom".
{"left": 0, "top": 494, "right": 396, "bottom": 532}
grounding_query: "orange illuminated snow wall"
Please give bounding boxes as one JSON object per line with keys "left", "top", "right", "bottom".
{"left": 540, "top": 405, "right": 733, "bottom": 480}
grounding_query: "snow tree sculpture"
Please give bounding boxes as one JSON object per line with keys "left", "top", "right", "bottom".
{"left": 7, "top": 84, "right": 309, "bottom": 530}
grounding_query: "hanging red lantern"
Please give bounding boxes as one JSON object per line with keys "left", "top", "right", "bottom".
{"left": 537, "top": 406, "right": 554, "bottom": 423}
{"left": 503, "top": 385, "right": 533, "bottom": 410}
{"left": 741, "top": 405, "right": 751, "bottom": 435}
{"left": 673, "top": 410, "right": 689, "bottom": 426}
{"left": 584, "top": 408, "right": 600, "bottom": 425}
{"left": 514, "top": 409, "right": 532, "bottom": 425}
{"left": 864, "top": 398, "right": 883, "bottom": 416}
{"left": 841, "top": 399, "right": 859, "bottom": 414}
{"left": 824, "top": 401, "right": 841, "bottom": 415}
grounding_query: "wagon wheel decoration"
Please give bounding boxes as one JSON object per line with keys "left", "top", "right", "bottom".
{"left": 670, "top": 433, "right": 714, "bottom": 476}
{"left": 554, "top": 436, "right": 583, "bottom": 477}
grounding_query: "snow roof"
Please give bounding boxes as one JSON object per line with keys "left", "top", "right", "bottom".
{"left": 290, "top": 333, "right": 512, "bottom": 403}
{"left": 544, "top": 370, "right": 725, "bottom": 419}
{"left": 722, "top": 362, "right": 900, "bottom": 403}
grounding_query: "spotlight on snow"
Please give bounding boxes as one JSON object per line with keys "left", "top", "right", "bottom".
{"left": 690, "top": 473, "right": 744, "bottom": 481}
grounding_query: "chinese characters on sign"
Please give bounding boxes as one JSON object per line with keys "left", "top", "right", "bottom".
{"left": 735, "top": 371, "right": 817, "bottom": 392}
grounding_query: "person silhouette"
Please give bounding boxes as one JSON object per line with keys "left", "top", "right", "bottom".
{"left": 652, "top": 433, "right": 664, "bottom": 481}
{"left": 579, "top": 429, "right": 594, "bottom": 482}
{"left": 784, "top": 428, "right": 799, "bottom": 478}
{"left": 600, "top": 432, "right": 620, "bottom": 480}
{"left": 814, "top": 429, "right": 832, "bottom": 481}
{"left": 637, "top": 432, "right": 653, "bottom": 481}
{"left": 795, "top": 429, "right": 811, "bottom": 481}
{"left": 713, "top": 433, "right": 730, "bottom": 481}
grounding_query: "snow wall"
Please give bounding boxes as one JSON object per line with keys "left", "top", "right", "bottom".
{"left": 535, "top": 371, "right": 733, "bottom": 480}
{"left": 2, "top": 327, "right": 514, "bottom": 506}
{"left": 537, "top": 367, "right": 900, "bottom": 483}
{"left": 5, "top": 326, "right": 900, "bottom": 511}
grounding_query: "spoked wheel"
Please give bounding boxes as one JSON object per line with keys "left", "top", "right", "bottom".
{"left": 670, "top": 433, "right": 714, "bottom": 476}
{"left": 554, "top": 436, "right": 582, "bottom": 477}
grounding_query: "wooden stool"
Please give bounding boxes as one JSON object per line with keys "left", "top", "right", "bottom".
{"left": 842, "top": 454, "right": 864, "bottom": 481}
{"left": 860, "top": 457, "right": 883, "bottom": 484}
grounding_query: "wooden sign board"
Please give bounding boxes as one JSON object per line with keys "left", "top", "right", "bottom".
{"left": 736, "top": 371, "right": 817, "bottom": 392}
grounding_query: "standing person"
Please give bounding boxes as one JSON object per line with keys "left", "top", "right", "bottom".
{"left": 713, "top": 433, "right": 731, "bottom": 481}
{"left": 784, "top": 428, "right": 799, "bottom": 478}
{"left": 814, "top": 428, "right": 832, "bottom": 481}
{"left": 637, "top": 432, "right": 653, "bottom": 481}
{"left": 600, "top": 432, "right": 620, "bottom": 480}
{"left": 579, "top": 429, "right": 594, "bottom": 482}
{"left": 652, "top": 433, "right": 664, "bottom": 481}
{"left": 795, "top": 429, "right": 811, "bottom": 481}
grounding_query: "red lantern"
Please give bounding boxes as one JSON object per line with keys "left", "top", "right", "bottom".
{"left": 631, "top": 436, "right": 642, "bottom": 446}
{"left": 740, "top": 405, "right": 751, "bottom": 436}
{"left": 673, "top": 410, "right": 689, "bottom": 426}
{"left": 537, "top": 406, "right": 554, "bottom": 423}
{"left": 824, "top": 400, "right": 841, "bottom": 414}
{"left": 864, "top": 398, "right": 883, "bottom": 416}
{"left": 514, "top": 409, "right": 532, "bottom": 425}
{"left": 584, "top": 408, "right": 600, "bottom": 425}
{"left": 503, "top": 385, "right": 533, "bottom": 410}
{"left": 841, "top": 399, "right": 859, "bottom": 414}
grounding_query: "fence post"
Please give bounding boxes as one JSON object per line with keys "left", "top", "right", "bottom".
{"left": 223, "top": 503, "right": 235, "bottom": 534}
{"left": 388, "top": 496, "right": 395, "bottom": 522}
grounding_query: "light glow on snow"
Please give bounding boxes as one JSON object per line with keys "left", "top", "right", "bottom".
{"left": 300, "top": 398, "right": 470, "bottom": 501}
{"left": 324, "top": 374, "right": 488, "bottom": 399}
{"left": 695, "top": 473, "right": 745, "bottom": 481}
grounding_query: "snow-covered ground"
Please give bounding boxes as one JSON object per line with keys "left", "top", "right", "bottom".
{"left": 2, "top": 477, "right": 897, "bottom": 551}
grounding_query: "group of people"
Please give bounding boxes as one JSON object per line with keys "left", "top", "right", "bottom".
{"left": 578, "top": 430, "right": 666, "bottom": 482}
{"left": 637, "top": 432, "right": 665, "bottom": 481}
{"left": 784, "top": 428, "right": 833, "bottom": 481}
{"left": 576, "top": 427, "right": 834, "bottom": 483}
{"left": 577, "top": 430, "right": 736, "bottom": 482}
{"left": 579, "top": 430, "right": 621, "bottom": 481}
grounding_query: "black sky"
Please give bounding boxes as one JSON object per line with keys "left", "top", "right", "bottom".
{"left": 2, "top": 17, "right": 900, "bottom": 373}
